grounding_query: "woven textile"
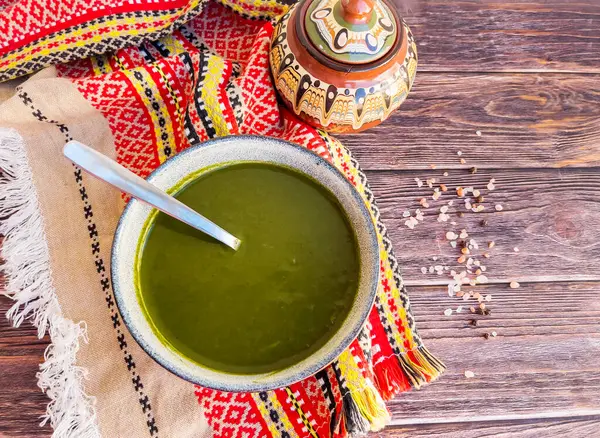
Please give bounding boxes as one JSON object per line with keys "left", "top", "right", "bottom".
{"left": 0, "top": 0, "right": 444, "bottom": 437}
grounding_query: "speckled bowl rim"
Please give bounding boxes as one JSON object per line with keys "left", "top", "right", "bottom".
{"left": 111, "top": 135, "right": 379, "bottom": 392}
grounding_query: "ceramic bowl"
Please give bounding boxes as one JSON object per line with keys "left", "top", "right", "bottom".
{"left": 112, "top": 135, "right": 379, "bottom": 392}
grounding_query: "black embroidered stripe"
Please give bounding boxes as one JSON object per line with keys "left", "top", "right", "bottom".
{"left": 150, "top": 40, "right": 173, "bottom": 58}
{"left": 140, "top": 45, "right": 158, "bottom": 64}
{"left": 194, "top": 51, "right": 218, "bottom": 139}
{"left": 284, "top": 387, "right": 319, "bottom": 438}
{"left": 17, "top": 89, "right": 159, "bottom": 437}
{"left": 330, "top": 360, "right": 359, "bottom": 434}
{"left": 256, "top": 391, "right": 291, "bottom": 438}
{"left": 179, "top": 52, "right": 201, "bottom": 146}
{"left": 226, "top": 82, "right": 244, "bottom": 129}
{"left": 129, "top": 68, "right": 173, "bottom": 159}
{"left": 314, "top": 369, "right": 337, "bottom": 437}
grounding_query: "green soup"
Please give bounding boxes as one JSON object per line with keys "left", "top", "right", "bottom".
{"left": 138, "top": 163, "right": 359, "bottom": 374}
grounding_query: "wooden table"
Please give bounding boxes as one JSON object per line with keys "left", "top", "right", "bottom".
{"left": 1, "top": 1, "right": 600, "bottom": 436}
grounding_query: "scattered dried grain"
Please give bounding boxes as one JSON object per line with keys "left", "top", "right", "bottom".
{"left": 446, "top": 231, "right": 458, "bottom": 240}
{"left": 476, "top": 274, "right": 489, "bottom": 284}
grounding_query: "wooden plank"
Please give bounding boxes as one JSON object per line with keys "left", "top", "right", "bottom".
{"left": 0, "top": 78, "right": 22, "bottom": 104}
{"left": 403, "top": 0, "right": 600, "bottom": 73}
{"left": 386, "top": 281, "right": 600, "bottom": 423}
{"left": 407, "top": 281, "right": 600, "bottom": 340}
{"left": 366, "top": 167, "right": 600, "bottom": 284}
{"left": 0, "top": 296, "right": 51, "bottom": 438}
{"left": 339, "top": 73, "right": 600, "bottom": 171}
{"left": 379, "top": 416, "right": 600, "bottom": 438}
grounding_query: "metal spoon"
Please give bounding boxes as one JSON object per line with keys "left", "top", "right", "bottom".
{"left": 63, "top": 141, "right": 241, "bottom": 251}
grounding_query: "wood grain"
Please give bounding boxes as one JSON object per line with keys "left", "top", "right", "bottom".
{"left": 378, "top": 416, "right": 600, "bottom": 438}
{"left": 366, "top": 167, "right": 600, "bottom": 284}
{"left": 404, "top": 0, "right": 600, "bottom": 73}
{"left": 0, "top": 297, "right": 51, "bottom": 438}
{"left": 339, "top": 73, "right": 600, "bottom": 171}
{"left": 387, "top": 281, "right": 600, "bottom": 423}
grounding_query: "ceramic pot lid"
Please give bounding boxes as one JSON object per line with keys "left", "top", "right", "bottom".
{"left": 303, "top": 0, "right": 398, "bottom": 65}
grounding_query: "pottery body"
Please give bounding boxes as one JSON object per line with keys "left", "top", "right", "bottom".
{"left": 269, "top": 0, "right": 417, "bottom": 133}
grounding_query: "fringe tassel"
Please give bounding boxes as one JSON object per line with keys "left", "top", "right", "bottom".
{"left": 373, "top": 354, "right": 412, "bottom": 400}
{"left": 374, "top": 345, "right": 446, "bottom": 401}
{"left": 0, "top": 128, "right": 100, "bottom": 438}
{"left": 409, "top": 345, "right": 446, "bottom": 383}
{"left": 345, "top": 380, "right": 390, "bottom": 432}
{"left": 335, "top": 350, "right": 390, "bottom": 435}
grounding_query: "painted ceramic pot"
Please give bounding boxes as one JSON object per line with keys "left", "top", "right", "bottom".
{"left": 269, "top": 0, "right": 417, "bottom": 133}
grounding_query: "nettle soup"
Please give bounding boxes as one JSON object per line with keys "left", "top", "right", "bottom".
{"left": 137, "top": 163, "right": 359, "bottom": 374}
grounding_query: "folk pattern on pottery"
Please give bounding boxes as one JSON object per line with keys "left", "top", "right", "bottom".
{"left": 269, "top": 3, "right": 417, "bottom": 133}
{"left": 307, "top": 0, "right": 396, "bottom": 63}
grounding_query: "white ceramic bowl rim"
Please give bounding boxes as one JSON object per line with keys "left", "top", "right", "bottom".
{"left": 111, "top": 135, "right": 380, "bottom": 392}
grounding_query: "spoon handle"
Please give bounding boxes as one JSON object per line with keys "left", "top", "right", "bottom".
{"left": 63, "top": 141, "right": 241, "bottom": 251}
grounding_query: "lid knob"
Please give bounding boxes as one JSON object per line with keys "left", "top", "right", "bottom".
{"left": 340, "top": 0, "right": 375, "bottom": 24}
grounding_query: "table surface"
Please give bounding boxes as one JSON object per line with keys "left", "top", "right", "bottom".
{"left": 1, "top": 1, "right": 600, "bottom": 436}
